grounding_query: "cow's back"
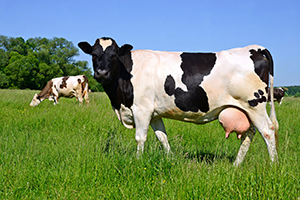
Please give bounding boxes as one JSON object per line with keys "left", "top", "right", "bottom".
{"left": 53, "top": 76, "right": 84, "bottom": 97}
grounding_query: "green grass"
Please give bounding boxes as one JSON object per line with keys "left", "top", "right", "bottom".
{"left": 0, "top": 89, "right": 299, "bottom": 199}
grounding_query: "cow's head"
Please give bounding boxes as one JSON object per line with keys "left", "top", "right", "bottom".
{"left": 78, "top": 37, "right": 133, "bottom": 85}
{"left": 30, "top": 94, "right": 41, "bottom": 107}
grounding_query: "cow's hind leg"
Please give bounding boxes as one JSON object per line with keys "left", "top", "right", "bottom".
{"left": 83, "top": 90, "right": 89, "bottom": 104}
{"left": 247, "top": 108, "right": 278, "bottom": 163}
{"left": 150, "top": 118, "right": 171, "bottom": 153}
{"left": 233, "top": 124, "right": 256, "bottom": 166}
{"left": 83, "top": 83, "right": 89, "bottom": 104}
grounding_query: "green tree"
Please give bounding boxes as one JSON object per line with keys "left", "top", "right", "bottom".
{"left": 0, "top": 35, "right": 103, "bottom": 91}
{"left": 0, "top": 47, "right": 9, "bottom": 88}
{"left": 0, "top": 71, "right": 9, "bottom": 88}
{"left": 283, "top": 86, "right": 300, "bottom": 97}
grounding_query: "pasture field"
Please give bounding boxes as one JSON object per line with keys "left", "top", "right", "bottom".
{"left": 0, "top": 89, "right": 299, "bottom": 199}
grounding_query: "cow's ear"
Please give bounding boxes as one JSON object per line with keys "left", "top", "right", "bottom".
{"left": 78, "top": 42, "right": 93, "bottom": 55}
{"left": 119, "top": 44, "right": 133, "bottom": 56}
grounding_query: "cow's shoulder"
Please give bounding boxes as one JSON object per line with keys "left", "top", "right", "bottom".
{"left": 131, "top": 50, "right": 160, "bottom": 66}
{"left": 38, "top": 79, "right": 54, "bottom": 98}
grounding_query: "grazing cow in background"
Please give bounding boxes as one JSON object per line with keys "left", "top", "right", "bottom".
{"left": 78, "top": 37, "right": 278, "bottom": 166}
{"left": 268, "top": 87, "right": 285, "bottom": 105}
{"left": 30, "top": 75, "right": 89, "bottom": 106}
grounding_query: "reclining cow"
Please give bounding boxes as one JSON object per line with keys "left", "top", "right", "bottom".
{"left": 78, "top": 37, "right": 278, "bottom": 166}
{"left": 30, "top": 75, "right": 89, "bottom": 106}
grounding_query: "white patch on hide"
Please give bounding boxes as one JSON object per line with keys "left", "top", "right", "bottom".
{"left": 99, "top": 39, "right": 112, "bottom": 51}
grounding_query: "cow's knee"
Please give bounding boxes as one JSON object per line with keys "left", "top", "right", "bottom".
{"left": 78, "top": 97, "right": 84, "bottom": 104}
{"left": 135, "top": 132, "right": 147, "bottom": 155}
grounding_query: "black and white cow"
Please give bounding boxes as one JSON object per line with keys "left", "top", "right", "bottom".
{"left": 30, "top": 75, "right": 89, "bottom": 106}
{"left": 268, "top": 87, "right": 285, "bottom": 105}
{"left": 78, "top": 37, "right": 278, "bottom": 165}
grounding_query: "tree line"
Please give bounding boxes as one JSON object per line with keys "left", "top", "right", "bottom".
{"left": 1, "top": 35, "right": 299, "bottom": 96}
{"left": 0, "top": 35, "right": 103, "bottom": 91}
{"left": 283, "top": 86, "right": 300, "bottom": 97}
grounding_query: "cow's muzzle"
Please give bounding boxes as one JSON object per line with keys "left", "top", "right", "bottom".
{"left": 94, "top": 69, "right": 111, "bottom": 84}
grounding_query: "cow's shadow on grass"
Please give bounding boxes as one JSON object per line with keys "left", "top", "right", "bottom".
{"left": 102, "top": 130, "right": 237, "bottom": 163}
{"left": 181, "top": 150, "right": 236, "bottom": 164}
{"left": 170, "top": 135, "right": 237, "bottom": 164}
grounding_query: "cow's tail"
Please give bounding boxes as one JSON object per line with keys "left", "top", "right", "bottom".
{"left": 262, "top": 49, "right": 279, "bottom": 148}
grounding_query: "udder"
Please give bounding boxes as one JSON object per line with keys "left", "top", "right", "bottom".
{"left": 218, "top": 107, "right": 250, "bottom": 139}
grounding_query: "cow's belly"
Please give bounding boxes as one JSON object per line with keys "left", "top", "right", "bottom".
{"left": 153, "top": 88, "right": 244, "bottom": 125}
{"left": 57, "top": 88, "right": 76, "bottom": 98}
{"left": 115, "top": 98, "right": 240, "bottom": 128}
{"left": 115, "top": 105, "right": 224, "bottom": 128}
{"left": 159, "top": 105, "right": 226, "bottom": 124}
{"left": 60, "top": 93, "right": 75, "bottom": 98}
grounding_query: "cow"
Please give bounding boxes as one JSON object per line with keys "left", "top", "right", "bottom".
{"left": 30, "top": 75, "right": 89, "bottom": 106}
{"left": 78, "top": 37, "right": 278, "bottom": 166}
{"left": 268, "top": 87, "right": 285, "bottom": 105}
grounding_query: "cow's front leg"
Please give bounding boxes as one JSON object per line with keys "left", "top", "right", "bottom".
{"left": 51, "top": 95, "right": 59, "bottom": 105}
{"left": 54, "top": 96, "right": 60, "bottom": 105}
{"left": 77, "top": 94, "right": 84, "bottom": 104}
{"left": 74, "top": 91, "right": 84, "bottom": 104}
{"left": 233, "top": 124, "right": 256, "bottom": 166}
{"left": 150, "top": 118, "right": 171, "bottom": 153}
{"left": 133, "top": 109, "right": 151, "bottom": 156}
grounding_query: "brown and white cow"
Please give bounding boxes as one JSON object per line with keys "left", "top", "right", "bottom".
{"left": 268, "top": 87, "right": 285, "bottom": 105}
{"left": 30, "top": 75, "right": 89, "bottom": 106}
{"left": 78, "top": 37, "right": 278, "bottom": 166}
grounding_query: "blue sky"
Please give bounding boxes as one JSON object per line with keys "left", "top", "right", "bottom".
{"left": 1, "top": 0, "right": 299, "bottom": 86}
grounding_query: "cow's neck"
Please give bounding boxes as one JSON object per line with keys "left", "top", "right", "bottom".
{"left": 102, "top": 77, "right": 119, "bottom": 108}
{"left": 38, "top": 81, "right": 53, "bottom": 100}
{"left": 37, "top": 93, "right": 50, "bottom": 100}
{"left": 103, "top": 59, "right": 133, "bottom": 110}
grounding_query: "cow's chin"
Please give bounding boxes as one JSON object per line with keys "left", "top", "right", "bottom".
{"left": 95, "top": 77, "right": 111, "bottom": 85}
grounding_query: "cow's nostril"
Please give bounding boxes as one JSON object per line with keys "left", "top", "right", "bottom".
{"left": 95, "top": 70, "right": 109, "bottom": 79}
